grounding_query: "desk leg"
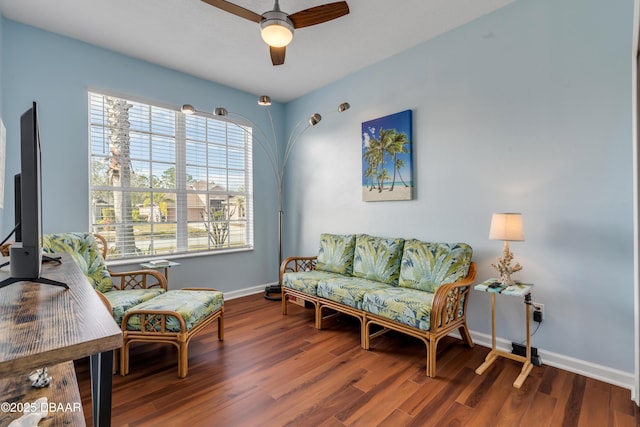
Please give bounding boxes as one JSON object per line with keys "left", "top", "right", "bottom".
{"left": 476, "top": 291, "right": 535, "bottom": 387}
{"left": 90, "top": 350, "right": 113, "bottom": 427}
{"left": 476, "top": 293, "right": 498, "bottom": 375}
{"left": 513, "top": 296, "right": 533, "bottom": 388}
{"left": 491, "top": 293, "right": 496, "bottom": 350}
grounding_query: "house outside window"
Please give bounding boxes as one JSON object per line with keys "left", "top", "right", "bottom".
{"left": 88, "top": 92, "right": 253, "bottom": 260}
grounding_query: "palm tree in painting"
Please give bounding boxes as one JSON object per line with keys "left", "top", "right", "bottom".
{"left": 364, "top": 164, "right": 377, "bottom": 191}
{"left": 394, "top": 158, "right": 410, "bottom": 188}
{"left": 363, "top": 140, "right": 382, "bottom": 190}
{"left": 386, "top": 130, "right": 410, "bottom": 191}
{"left": 362, "top": 132, "right": 374, "bottom": 190}
{"left": 376, "top": 128, "right": 397, "bottom": 191}
{"left": 363, "top": 136, "right": 384, "bottom": 191}
{"left": 378, "top": 168, "right": 391, "bottom": 193}
{"left": 373, "top": 128, "right": 410, "bottom": 192}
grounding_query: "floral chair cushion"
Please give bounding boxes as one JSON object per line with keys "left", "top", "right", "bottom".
{"left": 42, "top": 232, "right": 113, "bottom": 294}
{"left": 352, "top": 234, "right": 405, "bottom": 286}
{"left": 315, "top": 234, "right": 356, "bottom": 275}
{"left": 104, "top": 288, "right": 166, "bottom": 326}
{"left": 398, "top": 240, "right": 473, "bottom": 293}
{"left": 283, "top": 270, "right": 345, "bottom": 296}
{"left": 317, "top": 276, "right": 392, "bottom": 310}
{"left": 362, "top": 287, "right": 435, "bottom": 331}
{"left": 125, "top": 290, "right": 224, "bottom": 332}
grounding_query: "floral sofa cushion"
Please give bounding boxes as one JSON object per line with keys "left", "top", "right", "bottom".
{"left": 317, "top": 276, "right": 392, "bottom": 310}
{"left": 125, "top": 290, "right": 224, "bottom": 332}
{"left": 398, "top": 241, "right": 473, "bottom": 293}
{"left": 283, "top": 270, "right": 345, "bottom": 296}
{"left": 315, "top": 233, "right": 356, "bottom": 275}
{"left": 104, "top": 288, "right": 166, "bottom": 326}
{"left": 362, "top": 287, "right": 436, "bottom": 331}
{"left": 352, "top": 234, "right": 405, "bottom": 285}
{"left": 42, "top": 232, "right": 113, "bottom": 294}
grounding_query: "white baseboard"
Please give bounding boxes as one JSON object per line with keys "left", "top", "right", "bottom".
{"left": 219, "top": 284, "right": 638, "bottom": 399}
{"left": 468, "top": 330, "right": 636, "bottom": 397}
{"left": 223, "top": 282, "right": 277, "bottom": 300}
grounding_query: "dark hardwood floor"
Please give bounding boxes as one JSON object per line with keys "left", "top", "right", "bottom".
{"left": 76, "top": 294, "right": 640, "bottom": 426}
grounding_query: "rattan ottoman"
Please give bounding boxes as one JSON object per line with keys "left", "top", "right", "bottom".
{"left": 120, "top": 288, "right": 224, "bottom": 378}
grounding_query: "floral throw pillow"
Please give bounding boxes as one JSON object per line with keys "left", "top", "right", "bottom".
{"left": 398, "top": 240, "right": 473, "bottom": 292}
{"left": 315, "top": 234, "right": 356, "bottom": 275}
{"left": 42, "top": 232, "right": 113, "bottom": 294}
{"left": 352, "top": 234, "right": 405, "bottom": 285}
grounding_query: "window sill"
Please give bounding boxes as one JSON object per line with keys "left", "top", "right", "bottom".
{"left": 105, "top": 246, "right": 254, "bottom": 268}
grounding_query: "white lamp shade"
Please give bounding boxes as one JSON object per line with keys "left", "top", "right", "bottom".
{"left": 489, "top": 213, "right": 524, "bottom": 241}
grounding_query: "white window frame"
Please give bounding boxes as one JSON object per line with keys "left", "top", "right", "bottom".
{"left": 88, "top": 91, "right": 254, "bottom": 260}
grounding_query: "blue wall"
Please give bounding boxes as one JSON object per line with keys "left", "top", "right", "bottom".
{"left": 284, "top": 0, "right": 635, "bottom": 374}
{"left": 1, "top": 20, "right": 285, "bottom": 292}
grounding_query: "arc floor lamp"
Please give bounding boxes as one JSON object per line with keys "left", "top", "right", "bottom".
{"left": 182, "top": 96, "right": 350, "bottom": 299}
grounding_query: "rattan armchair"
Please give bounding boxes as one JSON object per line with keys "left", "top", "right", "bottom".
{"left": 41, "top": 233, "right": 168, "bottom": 324}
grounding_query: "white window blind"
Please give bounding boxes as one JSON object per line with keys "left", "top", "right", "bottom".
{"left": 89, "top": 92, "right": 253, "bottom": 260}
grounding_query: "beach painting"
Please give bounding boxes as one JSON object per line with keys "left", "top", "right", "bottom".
{"left": 361, "top": 110, "right": 413, "bottom": 202}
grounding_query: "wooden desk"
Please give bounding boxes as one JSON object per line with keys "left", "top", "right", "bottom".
{"left": 0, "top": 253, "right": 122, "bottom": 426}
{"left": 474, "top": 280, "right": 534, "bottom": 388}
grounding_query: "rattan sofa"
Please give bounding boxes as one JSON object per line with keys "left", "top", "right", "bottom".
{"left": 281, "top": 233, "right": 476, "bottom": 377}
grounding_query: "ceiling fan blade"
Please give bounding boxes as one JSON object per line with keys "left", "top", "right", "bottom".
{"left": 289, "top": 2, "right": 349, "bottom": 29}
{"left": 200, "top": 0, "right": 262, "bottom": 23}
{"left": 270, "top": 46, "right": 286, "bottom": 66}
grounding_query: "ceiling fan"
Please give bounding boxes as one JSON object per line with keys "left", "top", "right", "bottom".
{"left": 201, "top": 0, "right": 350, "bottom": 66}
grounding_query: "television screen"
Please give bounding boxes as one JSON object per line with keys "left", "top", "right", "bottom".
{"left": 10, "top": 102, "right": 42, "bottom": 279}
{"left": 0, "top": 102, "right": 67, "bottom": 289}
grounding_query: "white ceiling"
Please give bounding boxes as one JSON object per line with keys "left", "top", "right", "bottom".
{"left": 0, "top": 0, "right": 513, "bottom": 103}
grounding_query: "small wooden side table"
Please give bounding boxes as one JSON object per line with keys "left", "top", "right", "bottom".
{"left": 474, "top": 279, "right": 534, "bottom": 388}
{"left": 140, "top": 260, "right": 180, "bottom": 281}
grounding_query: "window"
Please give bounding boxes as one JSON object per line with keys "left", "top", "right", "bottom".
{"left": 89, "top": 92, "right": 253, "bottom": 260}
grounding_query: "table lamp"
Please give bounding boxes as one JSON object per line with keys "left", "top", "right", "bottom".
{"left": 489, "top": 212, "right": 524, "bottom": 285}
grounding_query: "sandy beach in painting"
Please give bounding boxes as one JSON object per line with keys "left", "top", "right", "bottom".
{"left": 362, "top": 186, "right": 412, "bottom": 202}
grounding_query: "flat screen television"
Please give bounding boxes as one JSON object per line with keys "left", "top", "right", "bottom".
{"left": 0, "top": 102, "right": 66, "bottom": 289}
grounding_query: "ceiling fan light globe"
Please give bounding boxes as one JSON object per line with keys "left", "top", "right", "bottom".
{"left": 261, "top": 11, "right": 294, "bottom": 47}
{"left": 261, "top": 23, "right": 293, "bottom": 47}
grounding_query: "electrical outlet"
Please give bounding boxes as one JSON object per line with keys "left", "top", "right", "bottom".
{"left": 532, "top": 302, "right": 544, "bottom": 322}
